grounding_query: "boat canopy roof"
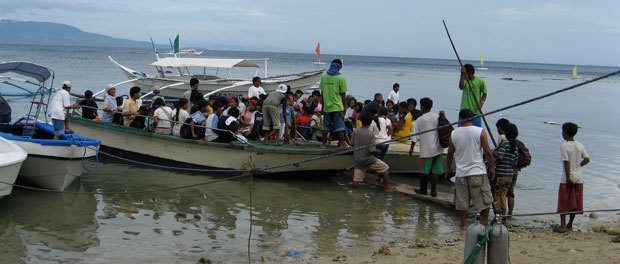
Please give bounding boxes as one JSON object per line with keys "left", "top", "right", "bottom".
{"left": 0, "top": 61, "right": 53, "bottom": 82}
{"left": 150, "top": 57, "right": 259, "bottom": 68}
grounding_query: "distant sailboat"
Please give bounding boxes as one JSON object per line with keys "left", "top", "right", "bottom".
{"left": 313, "top": 42, "right": 325, "bottom": 65}
{"left": 477, "top": 51, "right": 488, "bottom": 70}
{"left": 572, "top": 65, "right": 580, "bottom": 79}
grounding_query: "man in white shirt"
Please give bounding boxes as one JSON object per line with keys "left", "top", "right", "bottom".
{"left": 445, "top": 109, "right": 495, "bottom": 230}
{"left": 387, "top": 83, "right": 400, "bottom": 104}
{"left": 410, "top": 98, "right": 443, "bottom": 197}
{"left": 49, "top": 81, "right": 80, "bottom": 139}
{"left": 247, "top": 76, "right": 266, "bottom": 98}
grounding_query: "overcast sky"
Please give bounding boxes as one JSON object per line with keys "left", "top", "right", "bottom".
{"left": 2, "top": 0, "right": 619, "bottom": 66}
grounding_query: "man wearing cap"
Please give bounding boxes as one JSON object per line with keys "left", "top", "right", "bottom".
{"left": 151, "top": 86, "right": 165, "bottom": 106}
{"left": 49, "top": 81, "right": 80, "bottom": 139}
{"left": 319, "top": 58, "right": 348, "bottom": 147}
{"left": 262, "top": 84, "right": 288, "bottom": 140}
{"left": 248, "top": 76, "right": 266, "bottom": 98}
{"left": 102, "top": 84, "right": 121, "bottom": 123}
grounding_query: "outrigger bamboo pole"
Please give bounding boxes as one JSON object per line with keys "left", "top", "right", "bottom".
{"left": 442, "top": 20, "right": 498, "bottom": 147}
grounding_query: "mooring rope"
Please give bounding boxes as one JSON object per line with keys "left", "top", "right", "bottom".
{"left": 0, "top": 173, "right": 251, "bottom": 196}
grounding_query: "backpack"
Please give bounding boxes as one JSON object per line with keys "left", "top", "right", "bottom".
{"left": 437, "top": 112, "right": 454, "bottom": 148}
{"left": 515, "top": 139, "right": 531, "bottom": 168}
{"left": 179, "top": 117, "right": 194, "bottom": 139}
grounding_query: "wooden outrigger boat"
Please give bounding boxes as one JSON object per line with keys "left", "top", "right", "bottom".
{"left": 69, "top": 117, "right": 354, "bottom": 174}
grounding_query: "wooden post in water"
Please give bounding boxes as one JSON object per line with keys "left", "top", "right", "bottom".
{"left": 442, "top": 20, "right": 498, "bottom": 147}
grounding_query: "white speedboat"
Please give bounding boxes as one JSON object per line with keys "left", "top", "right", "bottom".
{"left": 0, "top": 61, "right": 101, "bottom": 191}
{"left": 0, "top": 136, "right": 27, "bottom": 198}
{"left": 105, "top": 56, "right": 324, "bottom": 98}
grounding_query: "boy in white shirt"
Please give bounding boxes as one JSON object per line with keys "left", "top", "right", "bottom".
{"left": 555, "top": 122, "right": 590, "bottom": 233}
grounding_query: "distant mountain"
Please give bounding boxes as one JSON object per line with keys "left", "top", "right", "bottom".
{"left": 0, "top": 20, "right": 156, "bottom": 48}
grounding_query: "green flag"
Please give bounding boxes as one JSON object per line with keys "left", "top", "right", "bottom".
{"left": 173, "top": 34, "right": 180, "bottom": 53}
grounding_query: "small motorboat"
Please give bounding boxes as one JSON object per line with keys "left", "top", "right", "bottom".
{"left": 0, "top": 61, "right": 101, "bottom": 191}
{"left": 0, "top": 136, "right": 27, "bottom": 198}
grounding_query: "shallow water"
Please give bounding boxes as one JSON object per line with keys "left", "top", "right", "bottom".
{"left": 1, "top": 44, "right": 620, "bottom": 262}
{"left": 0, "top": 163, "right": 459, "bottom": 263}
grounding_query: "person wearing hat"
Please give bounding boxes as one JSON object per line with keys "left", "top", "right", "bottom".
{"left": 319, "top": 58, "right": 348, "bottom": 147}
{"left": 102, "top": 84, "right": 121, "bottom": 123}
{"left": 150, "top": 86, "right": 165, "bottom": 106}
{"left": 261, "top": 84, "right": 288, "bottom": 140}
{"left": 49, "top": 80, "right": 80, "bottom": 139}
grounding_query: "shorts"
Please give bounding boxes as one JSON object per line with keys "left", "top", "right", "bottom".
{"left": 353, "top": 159, "right": 389, "bottom": 182}
{"left": 454, "top": 174, "right": 493, "bottom": 211}
{"left": 421, "top": 154, "right": 444, "bottom": 175}
{"left": 52, "top": 118, "right": 65, "bottom": 137}
{"left": 262, "top": 105, "right": 281, "bottom": 130}
{"left": 557, "top": 183, "right": 583, "bottom": 213}
{"left": 323, "top": 112, "right": 346, "bottom": 132}
{"left": 507, "top": 170, "right": 519, "bottom": 198}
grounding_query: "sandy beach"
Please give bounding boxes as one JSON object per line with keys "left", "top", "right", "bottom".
{"left": 276, "top": 219, "right": 620, "bottom": 264}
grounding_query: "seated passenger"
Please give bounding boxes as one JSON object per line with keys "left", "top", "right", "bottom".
{"left": 180, "top": 100, "right": 208, "bottom": 139}
{"left": 213, "top": 107, "right": 240, "bottom": 143}
{"left": 152, "top": 98, "right": 173, "bottom": 135}
{"left": 171, "top": 98, "right": 189, "bottom": 137}
{"left": 205, "top": 101, "right": 224, "bottom": 142}
{"left": 79, "top": 90, "right": 98, "bottom": 120}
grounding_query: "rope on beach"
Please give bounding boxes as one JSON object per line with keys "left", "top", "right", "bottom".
{"left": 0, "top": 172, "right": 252, "bottom": 196}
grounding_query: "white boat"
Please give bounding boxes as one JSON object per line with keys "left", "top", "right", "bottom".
{"left": 313, "top": 42, "right": 326, "bottom": 65}
{"left": 69, "top": 117, "right": 353, "bottom": 174}
{"left": 0, "top": 136, "right": 27, "bottom": 198}
{"left": 0, "top": 61, "right": 101, "bottom": 191}
{"left": 106, "top": 56, "right": 324, "bottom": 99}
{"left": 179, "top": 49, "right": 204, "bottom": 55}
{"left": 477, "top": 51, "right": 488, "bottom": 71}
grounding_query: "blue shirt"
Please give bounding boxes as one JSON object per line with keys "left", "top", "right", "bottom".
{"left": 191, "top": 111, "right": 206, "bottom": 124}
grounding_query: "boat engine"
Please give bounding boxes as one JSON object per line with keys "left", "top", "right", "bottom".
{"left": 0, "top": 95, "right": 11, "bottom": 123}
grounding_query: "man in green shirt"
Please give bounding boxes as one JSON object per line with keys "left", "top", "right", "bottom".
{"left": 458, "top": 64, "right": 487, "bottom": 127}
{"left": 319, "top": 58, "right": 348, "bottom": 147}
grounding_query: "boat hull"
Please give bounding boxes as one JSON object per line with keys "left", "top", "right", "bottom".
{"left": 0, "top": 162, "right": 23, "bottom": 197}
{"left": 0, "top": 137, "right": 28, "bottom": 197}
{"left": 11, "top": 140, "right": 97, "bottom": 191}
{"left": 69, "top": 117, "right": 353, "bottom": 173}
{"left": 129, "top": 70, "right": 323, "bottom": 98}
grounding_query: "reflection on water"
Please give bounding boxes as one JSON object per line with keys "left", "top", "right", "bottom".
{"left": 0, "top": 182, "right": 98, "bottom": 263}
{"left": 0, "top": 163, "right": 460, "bottom": 262}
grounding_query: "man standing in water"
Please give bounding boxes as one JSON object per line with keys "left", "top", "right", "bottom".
{"left": 319, "top": 59, "right": 348, "bottom": 147}
{"left": 458, "top": 64, "right": 487, "bottom": 127}
{"left": 388, "top": 83, "right": 400, "bottom": 104}
{"left": 410, "top": 97, "right": 443, "bottom": 197}
{"left": 445, "top": 109, "right": 495, "bottom": 230}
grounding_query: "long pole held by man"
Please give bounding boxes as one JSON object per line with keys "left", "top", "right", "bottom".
{"left": 442, "top": 20, "right": 497, "bottom": 148}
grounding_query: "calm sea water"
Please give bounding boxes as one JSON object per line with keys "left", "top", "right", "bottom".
{"left": 1, "top": 44, "right": 619, "bottom": 263}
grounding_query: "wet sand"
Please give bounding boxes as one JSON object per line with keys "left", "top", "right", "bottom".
{"left": 276, "top": 220, "right": 620, "bottom": 264}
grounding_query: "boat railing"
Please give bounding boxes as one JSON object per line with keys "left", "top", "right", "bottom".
{"left": 74, "top": 104, "right": 256, "bottom": 144}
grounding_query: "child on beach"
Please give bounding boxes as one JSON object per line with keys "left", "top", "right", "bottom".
{"left": 555, "top": 122, "right": 590, "bottom": 232}
{"left": 493, "top": 123, "right": 519, "bottom": 218}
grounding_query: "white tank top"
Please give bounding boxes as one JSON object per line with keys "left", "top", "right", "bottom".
{"left": 451, "top": 126, "right": 487, "bottom": 177}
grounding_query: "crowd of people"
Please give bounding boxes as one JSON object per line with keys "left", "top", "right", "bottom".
{"left": 54, "top": 60, "right": 589, "bottom": 231}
